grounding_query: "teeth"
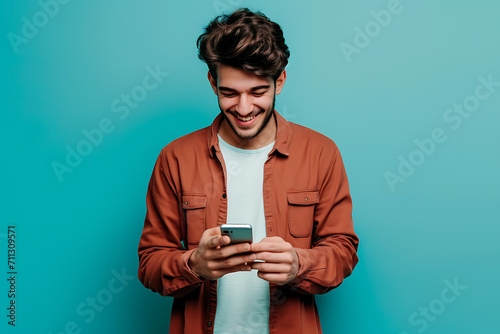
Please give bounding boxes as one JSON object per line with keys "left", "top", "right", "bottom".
{"left": 237, "top": 115, "right": 255, "bottom": 122}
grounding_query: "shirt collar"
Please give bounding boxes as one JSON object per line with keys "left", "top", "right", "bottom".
{"left": 208, "top": 109, "right": 291, "bottom": 158}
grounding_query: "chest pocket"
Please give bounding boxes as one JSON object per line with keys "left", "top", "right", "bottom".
{"left": 287, "top": 191, "right": 319, "bottom": 238}
{"left": 182, "top": 194, "right": 207, "bottom": 245}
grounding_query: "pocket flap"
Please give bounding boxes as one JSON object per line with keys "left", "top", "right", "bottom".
{"left": 181, "top": 195, "right": 207, "bottom": 209}
{"left": 287, "top": 191, "right": 319, "bottom": 205}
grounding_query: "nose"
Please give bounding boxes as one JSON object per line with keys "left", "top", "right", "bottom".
{"left": 235, "top": 94, "right": 253, "bottom": 116}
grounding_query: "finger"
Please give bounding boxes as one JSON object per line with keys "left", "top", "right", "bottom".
{"left": 256, "top": 271, "right": 289, "bottom": 284}
{"left": 249, "top": 262, "right": 290, "bottom": 273}
{"left": 217, "top": 264, "right": 252, "bottom": 277}
{"left": 203, "top": 226, "right": 222, "bottom": 237}
{"left": 216, "top": 242, "right": 252, "bottom": 258}
{"left": 206, "top": 235, "right": 231, "bottom": 249}
{"left": 201, "top": 227, "right": 226, "bottom": 249}
{"left": 260, "top": 236, "right": 284, "bottom": 242}
{"left": 252, "top": 251, "right": 293, "bottom": 264}
{"left": 251, "top": 239, "right": 290, "bottom": 253}
{"left": 210, "top": 255, "right": 255, "bottom": 270}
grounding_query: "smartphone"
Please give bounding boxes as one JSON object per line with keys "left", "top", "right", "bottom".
{"left": 220, "top": 224, "right": 253, "bottom": 244}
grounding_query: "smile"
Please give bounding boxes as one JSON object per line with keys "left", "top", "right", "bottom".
{"left": 236, "top": 115, "right": 256, "bottom": 122}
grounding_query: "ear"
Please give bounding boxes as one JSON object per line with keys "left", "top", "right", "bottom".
{"left": 275, "top": 70, "right": 287, "bottom": 95}
{"left": 208, "top": 71, "right": 218, "bottom": 95}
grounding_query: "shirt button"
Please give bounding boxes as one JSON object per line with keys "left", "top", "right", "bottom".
{"left": 207, "top": 320, "right": 213, "bottom": 327}
{"left": 305, "top": 197, "right": 308, "bottom": 201}
{"left": 222, "top": 193, "right": 226, "bottom": 199}
{"left": 184, "top": 202, "right": 188, "bottom": 205}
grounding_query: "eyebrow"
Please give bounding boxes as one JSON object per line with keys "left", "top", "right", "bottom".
{"left": 218, "top": 85, "right": 271, "bottom": 93}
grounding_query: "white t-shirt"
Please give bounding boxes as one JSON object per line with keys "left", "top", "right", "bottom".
{"left": 213, "top": 134, "right": 274, "bottom": 334}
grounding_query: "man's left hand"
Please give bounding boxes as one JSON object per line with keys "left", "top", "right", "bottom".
{"left": 249, "top": 237, "right": 299, "bottom": 285}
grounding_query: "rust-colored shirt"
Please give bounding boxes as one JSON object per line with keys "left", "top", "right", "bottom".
{"left": 138, "top": 110, "right": 359, "bottom": 334}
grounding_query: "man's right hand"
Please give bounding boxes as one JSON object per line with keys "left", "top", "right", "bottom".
{"left": 188, "top": 226, "right": 255, "bottom": 280}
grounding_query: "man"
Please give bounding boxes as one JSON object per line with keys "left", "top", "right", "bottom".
{"left": 138, "top": 8, "right": 358, "bottom": 334}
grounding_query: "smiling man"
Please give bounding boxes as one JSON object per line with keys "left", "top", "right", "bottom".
{"left": 138, "top": 8, "right": 359, "bottom": 334}
{"left": 213, "top": 63, "right": 284, "bottom": 149}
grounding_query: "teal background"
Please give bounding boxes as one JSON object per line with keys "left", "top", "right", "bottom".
{"left": 1, "top": 0, "right": 499, "bottom": 333}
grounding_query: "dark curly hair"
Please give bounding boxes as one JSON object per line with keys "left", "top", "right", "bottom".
{"left": 197, "top": 8, "right": 290, "bottom": 82}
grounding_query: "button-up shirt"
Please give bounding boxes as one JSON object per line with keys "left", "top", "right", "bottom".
{"left": 138, "top": 110, "right": 359, "bottom": 334}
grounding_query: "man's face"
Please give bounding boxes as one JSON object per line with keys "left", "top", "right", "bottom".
{"left": 209, "top": 64, "right": 286, "bottom": 149}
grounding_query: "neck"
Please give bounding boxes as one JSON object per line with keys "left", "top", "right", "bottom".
{"left": 218, "top": 113, "right": 276, "bottom": 150}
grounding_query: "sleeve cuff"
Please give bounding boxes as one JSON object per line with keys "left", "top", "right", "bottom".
{"left": 290, "top": 248, "right": 310, "bottom": 285}
{"left": 179, "top": 249, "right": 205, "bottom": 284}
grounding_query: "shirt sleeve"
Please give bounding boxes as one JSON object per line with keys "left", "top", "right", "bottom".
{"left": 137, "top": 148, "right": 205, "bottom": 297}
{"left": 289, "top": 143, "right": 359, "bottom": 295}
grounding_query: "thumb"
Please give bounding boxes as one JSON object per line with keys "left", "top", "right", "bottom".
{"left": 202, "top": 226, "right": 230, "bottom": 249}
{"left": 203, "top": 226, "right": 222, "bottom": 237}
